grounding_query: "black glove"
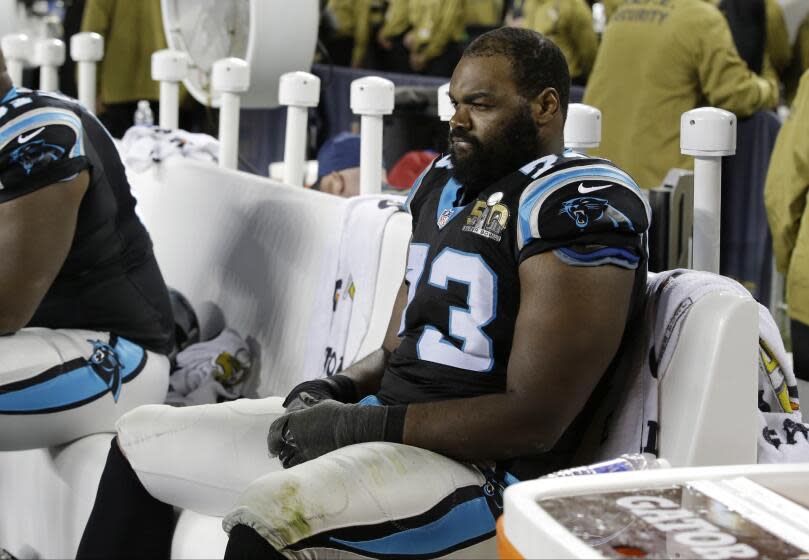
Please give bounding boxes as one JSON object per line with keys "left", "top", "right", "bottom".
{"left": 268, "top": 400, "right": 407, "bottom": 468}
{"left": 282, "top": 374, "right": 357, "bottom": 412}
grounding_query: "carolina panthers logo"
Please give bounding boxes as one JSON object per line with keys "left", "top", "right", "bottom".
{"left": 559, "top": 196, "right": 635, "bottom": 231}
{"left": 9, "top": 139, "right": 65, "bottom": 175}
{"left": 87, "top": 340, "right": 124, "bottom": 402}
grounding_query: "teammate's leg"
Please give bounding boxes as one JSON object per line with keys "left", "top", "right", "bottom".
{"left": 77, "top": 438, "right": 175, "bottom": 559}
{"left": 0, "top": 328, "right": 169, "bottom": 450}
{"left": 223, "top": 442, "right": 505, "bottom": 559}
{"left": 79, "top": 397, "right": 288, "bottom": 558}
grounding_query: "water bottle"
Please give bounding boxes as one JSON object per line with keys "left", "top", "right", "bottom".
{"left": 133, "top": 100, "right": 154, "bottom": 127}
{"left": 543, "top": 453, "right": 669, "bottom": 479}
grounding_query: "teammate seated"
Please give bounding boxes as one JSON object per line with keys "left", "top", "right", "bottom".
{"left": 78, "top": 28, "right": 650, "bottom": 559}
{"left": 0, "top": 49, "right": 174, "bottom": 450}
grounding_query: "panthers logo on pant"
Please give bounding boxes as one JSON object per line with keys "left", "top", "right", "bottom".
{"left": 87, "top": 340, "right": 124, "bottom": 402}
{"left": 560, "top": 196, "right": 635, "bottom": 231}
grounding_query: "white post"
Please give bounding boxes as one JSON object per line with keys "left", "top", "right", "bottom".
{"left": 278, "top": 71, "right": 320, "bottom": 187}
{"left": 151, "top": 49, "right": 189, "bottom": 130}
{"left": 438, "top": 82, "right": 453, "bottom": 122}
{"left": 350, "top": 76, "right": 394, "bottom": 195}
{"left": 680, "top": 108, "right": 736, "bottom": 273}
{"left": 564, "top": 103, "right": 601, "bottom": 151}
{"left": 70, "top": 32, "right": 104, "bottom": 113}
{"left": 211, "top": 57, "right": 250, "bottom": 170}
{"left": 1, "top": 33, "right": 30, "bottom": 87}
{"left": 36, "top": 38, "right": 65, "bottom": 92}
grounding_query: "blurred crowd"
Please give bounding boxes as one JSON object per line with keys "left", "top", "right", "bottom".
{"left": 317, "top": 0, "right": 809, "bottom": 94}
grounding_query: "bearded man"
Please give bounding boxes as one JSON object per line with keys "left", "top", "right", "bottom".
{"left": 79, "top": 27, "right": 650, "bottom": 559}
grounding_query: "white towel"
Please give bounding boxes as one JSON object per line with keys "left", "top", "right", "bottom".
{"left": 120, "top": 126, "right": 219, "bottom": 173}
{"left": 166, "top": 328, "right": 252, "bottom": 406}
{"left": 756, "top": 302, "right": 806, "bottom": 462}
{"left": 584, "top": 269, "right": 808, "bottom": 465}
{"left": 302, "top": 195, "right": 404, "bottom": 379}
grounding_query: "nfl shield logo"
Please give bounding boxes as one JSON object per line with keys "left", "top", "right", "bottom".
{"left": 437, "top": 208, "right": 454, "bottom": 229}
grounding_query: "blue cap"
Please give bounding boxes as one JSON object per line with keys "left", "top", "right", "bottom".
{"left": 317, "top": 132, "right": 361, "bottom": 182}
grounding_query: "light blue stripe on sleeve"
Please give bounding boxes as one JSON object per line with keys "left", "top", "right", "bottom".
{"left": 518, "top": 165, "right": 642, "bottom": 249}
{"left": 0, "top": 110, "right": 84, "bottom": 157}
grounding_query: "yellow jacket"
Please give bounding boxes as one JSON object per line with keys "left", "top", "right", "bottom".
{"left": 765, "top": 0, "right": 791, "bottom": 76}
{"left": 379, "top": 0, "right": 466, "bottom": 61}
{"left": 326, "top": 0, "right": 358, "bottom": 37}
{"left": 464, "top": 0, "right": 504, "bottom": 26}
{"left": 765, "top": 70, "right": 809, "bottom": 325}
{"left": 331, "top": 0, "right": 388, "bottom": 67}
{"left": 603, "top": 0, "right": 622, "bottom": 21}
{"left": 583, "top": 0, "right": 777, "bottom": 189}
{"left": 522, "top": 0, "right": 597, "bottom": 80}
{"left": 786, "top": 16, "right": 809, "bottom": 101}
{"left": 81, "top": 0, "right": 166, "bottom": 104}
{"left": 706, "top": 0, "right": 791, "bottom": 76}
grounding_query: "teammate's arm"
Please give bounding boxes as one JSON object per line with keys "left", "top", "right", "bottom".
{"left": 0, "top": 171, "right": 90, "bottom": 334}
{"left": 401, "top": 252, "right": 634, "bottom": 461}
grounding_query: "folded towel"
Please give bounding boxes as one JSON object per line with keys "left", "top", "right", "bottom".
{"left": 581, "top": 269, "right": 808, "bottom": 465}
{"left": 121, "top": 126, "right": 219, "bottom": 173}
{"left": 302, "top": 195, "right": 404, "bottom": 379}
{"left": 166, "top": 328, "right": 252, "bottom": 406}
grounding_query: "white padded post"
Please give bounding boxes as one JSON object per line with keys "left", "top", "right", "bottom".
{"left": 2, "top": 33, "right": 30, "bottom": 87}
{"left": 350, "top": 76, "right": 394, "bottom": 195}
{"left": 211, "top": 57, "right": 250, "bottom": 170}
{"left": 151, "top": 49, "right": 188, "bottom": 130}
{"left": 36, "top": 38, "right": 65, "bottom": 92}
{"left": 70, "top": 32, "right": 104, "bottom": 114}
{"left": 278, "top": 71, "right": 320, "bottom": 187}
{"left": 437, "top": 82, "right": 453, "bottom": 122}
{"left": 564, "top": 103, "right": 601, "bottom": 150}
{"left": 681, "top": 108, "right": 736, "bottom": 273}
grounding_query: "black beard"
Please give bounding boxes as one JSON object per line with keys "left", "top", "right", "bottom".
{"left": 449, "top": 105, "right": 542, "bottom": 200}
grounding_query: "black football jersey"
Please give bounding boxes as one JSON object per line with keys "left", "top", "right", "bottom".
{"left": 0, "top": 87, "right": 174, "bottom": 354}
{"left": 377, "top": 150, "right": 651, "bottom": 405}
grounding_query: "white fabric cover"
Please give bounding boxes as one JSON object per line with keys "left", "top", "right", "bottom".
{"left": 131, "top": 159, "right": 410, "bottom": 398}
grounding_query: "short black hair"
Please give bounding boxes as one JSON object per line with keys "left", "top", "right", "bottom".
{"left": 463, "top": 27, "right": 570, "bottom": 120}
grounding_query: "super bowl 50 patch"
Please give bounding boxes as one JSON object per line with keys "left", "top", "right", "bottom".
{"left": 462, "top": 192, "right": 509, "bottom": 242}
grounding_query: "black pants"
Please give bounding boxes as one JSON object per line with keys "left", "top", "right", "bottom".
{"left": 792, "top": 319, "right": 809, "bottom": 382}
{"left": 77, "top": 439, "right": 175, "bottom": 559}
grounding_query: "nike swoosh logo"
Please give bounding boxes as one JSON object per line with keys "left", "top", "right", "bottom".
{"left": 17, "top": 127, "right": 45, "bottom": 143}
{"left": 578, "top": 183, "right": 613, "bottom": 194}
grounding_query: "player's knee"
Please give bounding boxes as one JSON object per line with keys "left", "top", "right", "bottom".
{"left": 115, "top": 403, "right": 177, "bottom": 450}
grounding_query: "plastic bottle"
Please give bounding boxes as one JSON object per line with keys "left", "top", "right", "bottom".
{"left": 133, "top": 100, "right": 154, "bottom": 127}
{"left": 543, "top": 453, "right": 670, "bottom": 479}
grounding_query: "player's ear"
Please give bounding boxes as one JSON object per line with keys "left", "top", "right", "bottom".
{"left": 531, "top": 88, "right": 561, "bottom": 126}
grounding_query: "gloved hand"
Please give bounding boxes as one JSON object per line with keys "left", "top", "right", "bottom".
{"left": 268, "top": 400, "right": 406, "bottom": 468}
{"left": 282, "top": 374, "right": 357, "bottom": 412}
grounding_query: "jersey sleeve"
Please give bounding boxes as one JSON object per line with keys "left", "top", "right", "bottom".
{"left": 0, "top": 103, "right": 90, "bottom": 203}
{"left": 517, "top": 161, "right": 650, "bottom": 269}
